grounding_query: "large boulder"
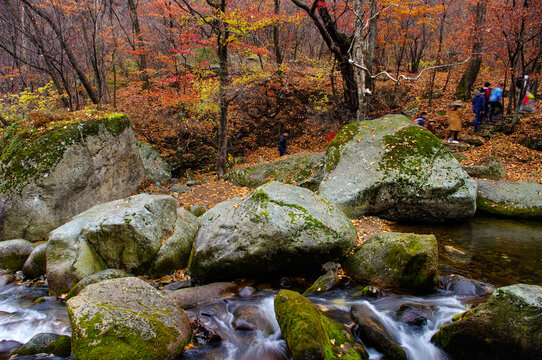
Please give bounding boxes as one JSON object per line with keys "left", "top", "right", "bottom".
{"left": 137, "top": 141, "right": 172, "bottom": 184}
{"left": 22, "top": 243, "right": 47, "bottom": 279}
{"left": 166, "top": 282, "right": 239, "bottom": 308}
{"left": 431, "top": 284, "right": 542, "bottom": 359}
{"left": 342, "top": 232, "right": 438, "bottom": 291}
{"left": 67, "top": 277, "right": 191, "bottom": 360}
{"left": 188, "top": 181, "right": 357, "bottom": 281}
{"left": 476, "top": 179, "right": 542, "bottom": 220}
{"left": 0, "top": 114, "right": 145, "bottom": 242}
{"left": 274, "top": 289, "right": 368, "bottom": 360}
{"left": 226, "top": 153, "right": 325, "bottom": 191}
{"left": 149, "top": 209, "right": 198, "bottom": 276}
{"left": 462, "top": 160, "right": 507, "bottom": 181}
{"left": 319, "top": 115, "right": 476, "bottom": 222}
{"left": 0, "top": 239, "right": 34, "bottom": 272}
{"left": 47, "top": 194, "right": 186, "bottom": 295}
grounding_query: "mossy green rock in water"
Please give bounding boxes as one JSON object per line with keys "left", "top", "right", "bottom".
{"left": 303, "top": 270, "right": 340, "bottom": 296}
{"left": 10, "top": 333, "right": 71, "bottom": 358}
{"left": 274, "top": 289, "right": 368, "bottom": 360}
{"left": 188, "top": 181, "right": 356, "bottom": 281}
{"left": 0, "top": 239, "right": 33, "bottom": 271}
{"left": 225, "top": 153, "right": 325, "bottom": 191}
{"left": 67, "top": 277, "right": 192, "bottom": 360}
{"left": 431, "top": 284, "right": 542, "bottom": 359}
{"left": 0, "top": 114, "right": 145, "bottom": 241}
{"left": 476, "top": 179, "right": 542, "bottom": 220}
{"left": 342, "top": 232, "right": 438, "bottom": 291}
{"left": 319, "top": 114, "right": 476, "bottom": 222}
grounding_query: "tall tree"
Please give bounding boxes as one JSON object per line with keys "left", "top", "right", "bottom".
{"left": 455, "top": 0, "right": 487, "bottom": 101}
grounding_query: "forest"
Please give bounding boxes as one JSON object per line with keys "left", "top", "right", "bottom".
{"left": 1, "top": 0, "right": 541, "bottom": 178}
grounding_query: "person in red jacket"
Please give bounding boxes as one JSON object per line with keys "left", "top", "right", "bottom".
{"left": 483, "top": 82, "right": 491, "bottom": 118}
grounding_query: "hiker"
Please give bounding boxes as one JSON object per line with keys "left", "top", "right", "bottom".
{"left": 447, "top": 101, "right": 463, "bottom": 144}
{"left": 472, "top": 87, "right": 486, "bottom": 132}
{"left": 483, "top": 82, "right": 491, "bottom": 117}
{"left": 426, "top": 119, "right": 436, "bottom": 134}
{"left": 414, "top": 112, "right": 428, "bottom": 126}
{"left": 278, "top": 130, "right": 289, "bottom": 156}
{"left": 488, "top": 83, "right": 504, "bottom": 124}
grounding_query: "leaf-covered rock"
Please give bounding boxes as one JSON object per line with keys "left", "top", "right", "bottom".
{"left": 476, "top": 179, "right": 542, "bottom": 219}
{"left": 342, "top": 232, "right": 438, "bottom": 291}
{"left": 0, "top": 114, "right": 145, "bottom": 242}
{"left": 274, "top": 289, "right": 368, "bottom": 360}
{"left": 319, "top": 114, "right": 476, "bottom": 222}
{"left": 431, "top": 284, "right": 542, "bottom": 359}
{"left": 188, "top": 181, "right": 356, "bottom": 281}
{"left": 67, "top": 277, "right": 191, "bottom": 360}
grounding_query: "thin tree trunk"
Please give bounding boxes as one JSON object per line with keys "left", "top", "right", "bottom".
{"left": 455, "top": 0, "right": 487, "bottom": 101}
{"left": 273, "top": 0, "right": 282, "bottom": 65}
{"left": 365, "top": 0, "right": 378, "bottom": 91}
{"left": 127, "top": 0, "right": 150, "bottom": 89}
{"left": 353, "top": 0, "right": 366, "bottom": 121}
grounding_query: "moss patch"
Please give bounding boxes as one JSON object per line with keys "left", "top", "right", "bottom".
{"left": 274, "top": 289, "right": 368, "bottom": 360}
{"left": 0, "top": 114, "right": 130, "bottom": 195}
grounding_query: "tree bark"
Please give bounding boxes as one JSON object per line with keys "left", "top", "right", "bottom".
{"left": 273, "top": 0, "right": 282, "bottom": 65}
{"left": 455, "top": 0, "right": 487, "bottom": 101}
{"left": 127, "top": 0, "right": 150, "bottom": 89}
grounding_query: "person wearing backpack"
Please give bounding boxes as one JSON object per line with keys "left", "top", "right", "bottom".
{"left": 278, "top": 130, "right": 289, "bottom": 156}
{"left": 472, "top": 88, "right": 486, "bottom": 132}
{"left": 488, "top": 83, "right": 504, "bottom": 124}
{"left": 483, "top": 82, "right": 491, "bottom": 118}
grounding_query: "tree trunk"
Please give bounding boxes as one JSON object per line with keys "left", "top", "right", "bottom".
{"left": 353, "top": 0, "right": 366, "bottom": 121}
{"left": 127, "top": 0, "right": 150, "bottom": 89}
{"left": 273, "top": 0, "right": 282, "bottom": 65}
{"left": 365, "top": 0, "right": 378, "bottom": 91}
{"left": 455, "top": 0, "right": 487, "bottom": 101}
{"left": 214, "top": 0, "right": 229, "bottom": 178}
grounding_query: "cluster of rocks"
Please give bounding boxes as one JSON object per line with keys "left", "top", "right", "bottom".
{"left": 1, "top": 113, "right": 541, "bottom": 359}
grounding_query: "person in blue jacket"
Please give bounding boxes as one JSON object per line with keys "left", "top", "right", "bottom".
{"left": 472, "top": 88, "right": 486, "bottom": 132}
{"left": 488, "top": 83, "right": 504, "bottom": 124}
{"left": 278, "top": 130, "right": 289, "bottom": 156}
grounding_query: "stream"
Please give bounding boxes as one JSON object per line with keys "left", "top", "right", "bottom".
{"left": 0, "top": 216, "right": 541, "bottom": 359}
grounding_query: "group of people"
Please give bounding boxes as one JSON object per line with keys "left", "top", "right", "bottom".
{"left": 472, "top": 82, "right": 504, "bottom": 132}
{"left": 413, "top": 106, "right": 462, "bottom": 143}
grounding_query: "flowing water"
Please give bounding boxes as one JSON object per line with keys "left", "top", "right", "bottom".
{"left": 0, "top": 216, "right": 540, "bottom": 359}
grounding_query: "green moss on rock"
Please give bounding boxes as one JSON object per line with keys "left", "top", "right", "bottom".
{"left": 0, "top": 114, "right": 131, "bottom": 195}
{"left": 274, "top": 289, "right": 368, "bottom": 360}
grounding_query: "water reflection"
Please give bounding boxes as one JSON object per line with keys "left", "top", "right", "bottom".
{"left": 391, "top": 216, "right": 542, "bottom": 286}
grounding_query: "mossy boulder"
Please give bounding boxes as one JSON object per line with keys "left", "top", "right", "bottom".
{"left": 149, "top": 209, "right": 198, "bottom": 276}
{"left": 66, "top": 269, "right": 131, "bottom": 300}
{"left": 463, "top": 161, "right": 507, "bottom": 180}
{"left": 137, "top": 141, "right": 172, "bottom": 184}
{"left": 303, "top": 270, "right": 340, "bottom": 296}
{"left": 22, "top": 243, "right": 47, "bottom": 279}
{"left": 47, "top": 194, "right": 186, "bottom": 295}
{"left": 0, "top": 114, "right": 145, "bottom": 242}
{"left": 431, "top": 284, "right": 542, "bottom": 359}
{"left": 166, "top": 282, "right": 239, "bottom": 308}
{"left": 0, "top": 239, "right": 33, "bottom": 272}
{"left": 342, "top": 232, "right": 438, "bottom": 291}
{"left": 225, "top": 153, "right": 325, "bottom": 191}
{"left": 67, "top": 277, "right": 191, "bottom": 360}
{"left": 476, "top": 179, "right": 542, "bottom": 220}
{"left": 9, "top": 333, "right": 71, "bottom": 358}
{"left": 274, "top": 289, "right": 368, "bottom": 360}
{"left": 188, "top": 181, "right": 356, "bottom": 281}
{"left": 319, "top": 114, "right": 476, "bottom": 222}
